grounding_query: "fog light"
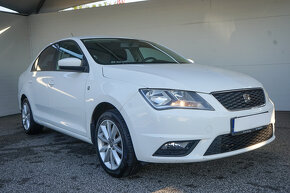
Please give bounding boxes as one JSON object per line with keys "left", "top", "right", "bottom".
{"left": 153, "top": 140, "right": 199, "bottom": 157}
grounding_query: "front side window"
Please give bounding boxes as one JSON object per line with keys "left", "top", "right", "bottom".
{"left": 82, "top": 38, "right": 189, "bottom": 65}
{"left": 56, "top": 40, "right": 85, "bottom": 71}
{"left": 32, "top": 45, "right": 58, "bottom": 71}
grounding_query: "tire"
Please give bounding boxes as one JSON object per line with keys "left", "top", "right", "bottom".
{"left": 21, "top": 98, "right": 43, "bottom": 134}
{"left": 95, "top": 109, "right": 140, "bottom": 177}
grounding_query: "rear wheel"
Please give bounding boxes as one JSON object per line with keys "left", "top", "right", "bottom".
{"left": 21, "top": 98, "right": 43, "bottom": 134}
{"left": 95, "top": 109, "right": 140, "bottom": 177}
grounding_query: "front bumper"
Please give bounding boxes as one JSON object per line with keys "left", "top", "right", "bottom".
{"left": 120, "top": 91, "right": 275, "bottom": 163}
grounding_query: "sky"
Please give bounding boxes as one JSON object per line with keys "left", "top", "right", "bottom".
{"left": 0, "top": 6, "right": 18, "bottom": 13}
{"left": 0, "top": 0, "right": 146, "bottom": 14}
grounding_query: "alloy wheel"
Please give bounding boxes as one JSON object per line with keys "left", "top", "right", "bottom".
{"left": 97, "top": 120, "right": 123, "bottom": 170}
{"left": 22, "top": 103, "right": 31, "bottom": 130}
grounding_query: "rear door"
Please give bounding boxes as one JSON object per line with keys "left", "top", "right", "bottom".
{"left": 30, "top": 45, "right": 58, "bottom": 122}
{"left": 48, "top": 40, "right": 89, "bottom": 136}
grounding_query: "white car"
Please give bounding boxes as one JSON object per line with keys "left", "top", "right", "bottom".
{"left": 18, "top": 37, "right": 275, "bottom": 177}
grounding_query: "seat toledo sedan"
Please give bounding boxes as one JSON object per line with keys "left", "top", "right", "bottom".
{"left": 18, "top": 37, "right": 275, "bottom": 177}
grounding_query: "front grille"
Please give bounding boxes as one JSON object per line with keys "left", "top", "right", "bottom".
{"left": 212, "top": 88, "right": 265, "bottom": 111}
{"left": 204, "top": 124, "right": 273, "bottom": 156}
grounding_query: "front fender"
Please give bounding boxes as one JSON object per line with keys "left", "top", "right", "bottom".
{"left": 85, "top": 77, "right": 141, "bottom": 139}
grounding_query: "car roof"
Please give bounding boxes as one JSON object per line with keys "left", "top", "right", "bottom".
{"left": 47, "top": 36, "right": 145, "bottom": 47}
{"left": 55, "top": 36, "right": 139, "bottom": 42}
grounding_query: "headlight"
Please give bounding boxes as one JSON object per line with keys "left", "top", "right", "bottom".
{"left": 139, "top": 89, "right": 214, "bottom": 110}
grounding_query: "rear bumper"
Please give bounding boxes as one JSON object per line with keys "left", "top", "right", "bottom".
{"left": 120, "top": 92, "right": 275, "bottom": 163}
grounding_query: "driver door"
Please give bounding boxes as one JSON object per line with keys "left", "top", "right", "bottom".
{"left": 48, "top": 40, "right": 89, "bottom": 136}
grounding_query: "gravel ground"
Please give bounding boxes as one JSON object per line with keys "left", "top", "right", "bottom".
{"left": 0, "top": 112, "right": 289, "bottom": 193}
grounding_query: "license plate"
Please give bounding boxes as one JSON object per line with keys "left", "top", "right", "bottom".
{"left": 231, "top": 112, "right": 271, "bottom": 135}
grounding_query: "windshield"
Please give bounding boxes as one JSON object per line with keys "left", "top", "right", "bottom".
{"left": 82, "top": 38, "right": 189, "bottom": 65}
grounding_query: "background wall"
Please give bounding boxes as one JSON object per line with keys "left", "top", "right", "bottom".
{"left": 0, "top": 12, "right": 30, "bottom": 117}
{"left": 1, "top": 0, "right": 289, "bottom": 117}
{"left": 28, "top": 0, "right": 290, "bottom": 111}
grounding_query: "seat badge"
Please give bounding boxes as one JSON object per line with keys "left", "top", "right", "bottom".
{"left": 243, "top": 94, "right": 251, "bottom": 103}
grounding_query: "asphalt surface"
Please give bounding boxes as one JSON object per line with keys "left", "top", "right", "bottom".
{"left": 0, "top": 112, "right": 289, "bottom": 193}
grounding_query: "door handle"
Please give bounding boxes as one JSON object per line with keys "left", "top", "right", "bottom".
{"left": 48, "top": 80, "right": 54, "bottom": 87}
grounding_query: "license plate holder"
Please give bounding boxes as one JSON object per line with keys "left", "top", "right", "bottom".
{"left": 230, "top": 112, "right": 270, "bottom": 135}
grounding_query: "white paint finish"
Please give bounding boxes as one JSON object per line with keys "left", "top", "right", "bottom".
{"left": 58, "top": 57, "right": 82, "bottom": 67}
{"left": 0, "top": 12, "right": 30, "bottom": 117}
{"left": 18, "top": 37, "right": 275, "bottom": 163}
{"left": 102, "top": 63, "right": 263, "bottom": 93}
{"left": 27, "top": 0, "right": 290, "bottom": 110}
{"left": 30, "top": 71, "right": 53, "bottom": 120}
{"left": 48, "top": 71, "right": 89, "bottom": 136}
{"left": 121, "top": 90, "right": 275, "bottom": 162}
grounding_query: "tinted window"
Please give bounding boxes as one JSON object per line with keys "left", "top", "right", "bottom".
{"left": 149, "top": 42, "right": 189, "bottom": 63}
{"left": 139, "top": 47, "right": 173, "bottom": 62}
{"left": 82, "top": 38, "right": 189, "bottom": 65}
{"left": 57, "top": 41, "right": 83, "bottom": 60}
{"left": 32, "top": 45, "right": 58, "bottom": 71}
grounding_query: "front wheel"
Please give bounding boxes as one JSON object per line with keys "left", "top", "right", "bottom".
{"left": 95, "top": 109, "right": 140, "bottom": 177}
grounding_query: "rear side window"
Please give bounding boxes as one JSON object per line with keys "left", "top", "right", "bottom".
{"left": 32, "top": 45, "right": 58, "bottom": 71}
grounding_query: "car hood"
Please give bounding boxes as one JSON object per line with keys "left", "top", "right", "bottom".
{"left": 102, "top": 64, "right": 263, "bottom": 93}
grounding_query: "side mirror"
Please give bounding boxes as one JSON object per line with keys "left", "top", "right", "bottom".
{"left": 58, "top": 58, "right": 85, "bottom": 72}
{"left": 187, "top": 59, "right": 195, "bottom": 63}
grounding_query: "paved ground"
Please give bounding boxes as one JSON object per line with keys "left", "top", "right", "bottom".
{"left": 0, "top": 112, "right": 289, "bottom": 193}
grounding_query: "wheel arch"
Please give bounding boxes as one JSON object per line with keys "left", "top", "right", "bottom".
{"left": 20, "top": 94, "right": 27, "bottom": 105}
{"left": 90, "top": 102, "right": 119, "bottom": 145}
